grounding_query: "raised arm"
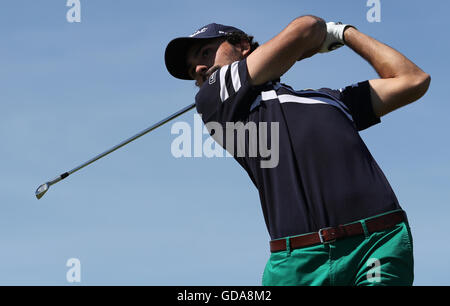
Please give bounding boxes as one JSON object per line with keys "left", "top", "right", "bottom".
{"left": 344, "top": 27, "right": 431, "bottom": 117}
{"left": 246, "top": 15, "right": 326, "bottom": 86}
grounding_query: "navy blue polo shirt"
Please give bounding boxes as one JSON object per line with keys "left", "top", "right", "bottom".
{"left": 195, "top": 59, "right": 402, "bottom": 240}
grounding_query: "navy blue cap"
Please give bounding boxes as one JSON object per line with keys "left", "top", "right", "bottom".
{"left": 164, "top": 23, "right": 245, "bottom": 80}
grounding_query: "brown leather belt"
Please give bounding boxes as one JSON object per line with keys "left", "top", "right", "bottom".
{"left": 270, "top": 210, "right": 407, "bottom": 253}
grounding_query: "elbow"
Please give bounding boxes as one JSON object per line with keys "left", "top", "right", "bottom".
{"left": 421, "top": 72, "right": 431, "bottom": 94}
{"left": 290, "top": 15, "right": 327, "bottom": 55}
{"left": 411, "top": 72, "right": 431, "bottom": 100}
{"left": 291, "top": 15, "right": 326, "bottom": 39}
{"left": 304, "top": 15, "right": 327, "bottom": 44}
{"left": 300, "top": 15, "right": 326, "bottom": 28}
{"left": 310, "top": 16, "right": 327, "bottom": 47}
{"left": 399, "top": 71, "right": 431, "bottom": 103}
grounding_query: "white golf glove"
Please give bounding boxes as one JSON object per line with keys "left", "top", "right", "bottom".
{"left": 319, "top": 22, "right": 356, "bottom": 53}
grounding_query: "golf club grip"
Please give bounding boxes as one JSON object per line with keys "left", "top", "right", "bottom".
{"left": 67, "top": 103, "right": 196, "bottom": 176}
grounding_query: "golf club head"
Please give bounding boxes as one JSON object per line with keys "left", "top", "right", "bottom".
{"left": 35, "top": 183, "right": 49, "bottom": 200}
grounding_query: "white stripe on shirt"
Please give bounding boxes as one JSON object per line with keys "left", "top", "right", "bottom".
{"left": 230, "top": 61, "right": 241, "bottom": 93}
{"left": 219, "top": 65, "right": 229, "bottom": 102}
{"left": 277, "top": 94, "right": 353, "bottom": 122}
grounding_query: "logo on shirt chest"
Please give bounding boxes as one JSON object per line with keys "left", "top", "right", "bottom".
{"left": 208, "top": 70, "right": 217, "bottom": 85}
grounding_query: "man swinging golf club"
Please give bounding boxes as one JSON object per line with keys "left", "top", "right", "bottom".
{"left": 164, "top": 16, "right": 430, "bottom": 285}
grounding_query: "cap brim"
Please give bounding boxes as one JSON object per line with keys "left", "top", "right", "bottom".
{"left": 164, "top": 36, "right": 219, "bottom": 80}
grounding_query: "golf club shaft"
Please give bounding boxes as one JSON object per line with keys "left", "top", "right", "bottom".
{"left": 35, "top": 103, "right": 195, "bottom": 199}
{"left": 67, "top": 103, "right": 196, "bottom": 177}
{"left": 49, "top": 103, "right": 195, "bottom": 186}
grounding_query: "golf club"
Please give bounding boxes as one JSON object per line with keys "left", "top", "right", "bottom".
{"left": 35, "top": 103, "right": 196, "bottom": 200}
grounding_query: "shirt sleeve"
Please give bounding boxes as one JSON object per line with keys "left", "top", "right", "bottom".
{"left": 195, "top": 58, "right": 262, "bottom": 125}
{"left": 318, "top": 80, "right": 381, "bottom": 131}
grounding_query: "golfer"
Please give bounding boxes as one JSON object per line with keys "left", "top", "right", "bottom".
{"left": 164, "top": 16, "right": 430, "bottom": 285}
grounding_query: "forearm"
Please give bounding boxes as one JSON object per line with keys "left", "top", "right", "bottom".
{"left": 343, "top": 27, "right": 430, "bottom": 117}
{"left": 344, "top": 27, "right": 426, "bottom": 79}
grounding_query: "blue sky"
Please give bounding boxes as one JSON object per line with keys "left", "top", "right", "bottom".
{"left": 0, "top": 0, "right": 448, "bottom": 285}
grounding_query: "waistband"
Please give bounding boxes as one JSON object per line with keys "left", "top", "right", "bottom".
{"left": 270, "top": 210, "right": 407, "bottom": 253}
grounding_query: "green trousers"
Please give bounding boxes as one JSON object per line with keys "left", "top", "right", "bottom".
{"left": 262, "top": 211, "right": 414, "bottom": 286}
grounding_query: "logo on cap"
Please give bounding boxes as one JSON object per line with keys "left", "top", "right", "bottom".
{"left": 189, "top": 27, "right": 208, "bottom": 37}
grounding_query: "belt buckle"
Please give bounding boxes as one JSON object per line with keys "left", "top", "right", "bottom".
{"left": 318, "top": 227, "right": 336, "bottom": 244}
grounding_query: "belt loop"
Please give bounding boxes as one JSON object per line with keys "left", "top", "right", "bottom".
{"left": 286, "top": 237, "right": 291, "bottom": 256}
{"left": 360, "top": 220, "right": 370, "bottom": 238}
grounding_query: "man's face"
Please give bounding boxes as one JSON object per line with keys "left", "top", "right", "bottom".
{"left": 186, "top": 37, "right": 250, "bottom": 87}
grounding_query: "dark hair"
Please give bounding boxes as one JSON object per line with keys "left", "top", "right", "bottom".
{"left": 225, "top": 31, "right": 259, "bottom": 54}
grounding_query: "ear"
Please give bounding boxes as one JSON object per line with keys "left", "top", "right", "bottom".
{"left": 238, "top": 39, "right": 251, "bottom": 57}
